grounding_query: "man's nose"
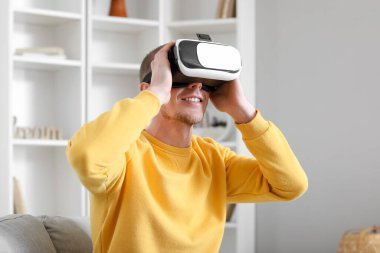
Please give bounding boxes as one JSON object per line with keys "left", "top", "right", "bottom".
{"left": 187, "top": 82, "right": 202, "bottom": 90}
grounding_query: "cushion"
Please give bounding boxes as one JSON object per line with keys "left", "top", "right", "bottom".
{"left": 0, "top": 214, "right": 56, "bottom": 253}
{"left": 39, "top": 215, "right": 92, "bottom": 253}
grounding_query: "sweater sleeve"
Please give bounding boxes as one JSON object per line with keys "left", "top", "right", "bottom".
{"left": 66, "top": 90, "right": 161, "bottom": 194}
{"left": 225, "top": 110, "right": 308, "bottom": 203}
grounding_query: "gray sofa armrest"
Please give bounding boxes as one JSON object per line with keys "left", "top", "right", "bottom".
{"left": 38, "top": 215, "right": 92, "bottom": 253}
{"left": 0, "top": 214, "right": 56, "bottom": 253}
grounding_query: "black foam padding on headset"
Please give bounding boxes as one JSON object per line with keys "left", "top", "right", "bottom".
{"left": 177, "top": 41, "right": 203, "bottom": 69}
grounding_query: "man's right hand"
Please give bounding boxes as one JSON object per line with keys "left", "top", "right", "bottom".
{"left": 147, "top": 42, "right": 175, "bottom": 105}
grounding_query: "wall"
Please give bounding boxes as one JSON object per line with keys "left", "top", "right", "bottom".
{"left": 0, "top": 0, "right": 11, "bottom": 216}
{"left": 255, "top": 0, "right": 380, "bottom": 252}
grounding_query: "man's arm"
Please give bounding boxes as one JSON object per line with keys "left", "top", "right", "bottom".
{"left": 224, "top": 111, "right": 308, "bottom": 203}
{"left": 210, "top": 78, "right": 307, "bottom": 202}
{"left": 66, "top": 91, "right": 161, "bottom": 194}
{"left": 66, "top": 42, "right": 174, "bottom": 194}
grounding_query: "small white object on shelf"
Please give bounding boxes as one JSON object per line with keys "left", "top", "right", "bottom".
{"left": 14, "top": 127, "right": 63, "bottom": 140}
{"left": 15, "top": 47, "right": 67, "bottom": 60}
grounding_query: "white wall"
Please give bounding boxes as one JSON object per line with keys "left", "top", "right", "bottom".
{"left": 255, "top": 0, "right": 380, "bottom": 252}
{"left": 0, "top": 0, "right": 11, "bottom": 215}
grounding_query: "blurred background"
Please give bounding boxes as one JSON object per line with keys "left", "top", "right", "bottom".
{"left": 0, "top": 0, "right": 379, "bottom": 252}
{"left": 256, "top": 0, "right": 380, "bottom": 252}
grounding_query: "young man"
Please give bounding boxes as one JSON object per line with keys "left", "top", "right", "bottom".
{"left": 66, "top": 42, "right": 308, "bottom": 253}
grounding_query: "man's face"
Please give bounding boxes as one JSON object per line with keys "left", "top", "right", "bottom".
{"left": 160, "top": 83, "right": 210, "bottom": 126}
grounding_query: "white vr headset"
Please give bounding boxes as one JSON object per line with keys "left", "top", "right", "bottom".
{"left": 142, "top": 34, "right": 242, "bottom": 91}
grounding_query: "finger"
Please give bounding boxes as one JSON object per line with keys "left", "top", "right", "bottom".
{"left": 159, "top": 41, "right": 175, "bottom": 53}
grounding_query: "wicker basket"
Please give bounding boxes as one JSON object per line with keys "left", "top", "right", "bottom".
{"left": 338, "top": 226, "right": 380, "bottom": 253}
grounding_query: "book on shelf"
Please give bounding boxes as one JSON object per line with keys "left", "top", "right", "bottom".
{"left": 215, "top": 0, "right": 236, "bottom": 19}
{"left": 13, "top": 177, "right": 27, "bottom": 214}
{"left": 15, "top": 47, "right": 67, "bottom": 60}
{"left": 215, "top": 0, "right": 225, "bottom": 18}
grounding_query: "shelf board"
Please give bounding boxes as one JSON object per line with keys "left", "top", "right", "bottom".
{"left": 92, "top": 15, "right": 159, "bottom": 33}
{"left": 13, "top": 56, "right": 81, "bottom": 71}
{"left": 225, "top": 222, "right": 237, "bottom": 229}
{"left": 168, "top": 18, "right": 237, "bottom": 34}
{"left": 219, "top": 141, "right": 237, "bottom": 148}
{"left": 92, "top": 62, "right": 140, "bottom": 75}
{"left": 13, "top": 139, "right": 68, "bottom": 147}
{"left": 14, "top": 8, "right": 81, "bottom": 26}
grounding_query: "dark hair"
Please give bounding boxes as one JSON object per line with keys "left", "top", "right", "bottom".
{"left": 139, "top": 44, "right": 166, "bottom": 82}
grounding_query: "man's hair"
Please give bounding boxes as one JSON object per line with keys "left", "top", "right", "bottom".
{"left": 139, "top": 44, "right": 166, "bottom": 82}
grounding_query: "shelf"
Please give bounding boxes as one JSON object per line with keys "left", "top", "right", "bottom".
{"left": 168, "top": 18, "right": 237, "bottom": 34}
{"left": 92, "top": 15, "right": 158, "bottom": 33}
{"left": 92, "top": 62, "right": 140, "bottom": 75}
{"left": 13, "top": 56, "right": 81, "bottom": 70}
{"left": 219, "top": 141, "right": 236, "bottom": 148}
{"left": 13, "top": 139, "right": 68, "bottom": 147}
{"left": 225, "top": 222, "right": 237, "bottom": 229}
{"left": 14, "top": 8, "right": 81, "bottom": 26}
{"left": 193, "top": 124, "right": 234, "bottom": 143}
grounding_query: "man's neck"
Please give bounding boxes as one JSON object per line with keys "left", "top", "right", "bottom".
{"left": 145, "top": 114, "right": 193, "bottom": 148}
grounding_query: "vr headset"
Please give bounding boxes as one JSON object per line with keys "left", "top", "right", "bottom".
{"left": 142, "top": 34, "right": 242, "bottom": 92}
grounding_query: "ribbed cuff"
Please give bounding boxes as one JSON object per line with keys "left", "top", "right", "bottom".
{"left": 235, "top": 110, "right": 270, "bottom": 139}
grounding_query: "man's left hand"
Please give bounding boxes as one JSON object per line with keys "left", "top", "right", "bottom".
{"left": 209, "top": 79, "right": 256, "bottom": 124}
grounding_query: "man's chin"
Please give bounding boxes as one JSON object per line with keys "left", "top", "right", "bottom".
{"left": 176, "top": 113, "right": 203, "bottom": 126}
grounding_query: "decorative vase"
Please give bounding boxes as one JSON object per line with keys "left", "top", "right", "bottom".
{"left": 109, "top": 0, "right": 128, "bottom": 17}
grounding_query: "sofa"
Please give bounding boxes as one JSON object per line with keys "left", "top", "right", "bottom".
{"left": 0, "top": 214, "right": 92, "bottom": 253}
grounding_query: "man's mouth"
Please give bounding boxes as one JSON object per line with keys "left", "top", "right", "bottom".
{"left": 181, "top": 97, "right": 202, "bottom": 103}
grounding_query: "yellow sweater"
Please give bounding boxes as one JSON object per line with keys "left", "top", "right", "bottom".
{"left": 66, "top": 90, "right": 308, "bottom": 253}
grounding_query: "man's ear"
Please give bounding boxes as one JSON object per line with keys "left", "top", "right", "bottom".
{"left": 140, "top": 82, "right": 150, "bottom": 91}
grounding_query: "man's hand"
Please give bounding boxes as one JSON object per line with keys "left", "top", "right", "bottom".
{"left": 210, "top": 78, "right": 257, "bottom": 124}
{"left": 147, "top": 42, "right": 175, "bottom": 105}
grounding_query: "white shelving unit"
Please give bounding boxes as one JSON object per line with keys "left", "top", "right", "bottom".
{"left": 88, "top": 0, "right": 160, "bottom": 122}
{"left": 1, "top": 0, "right": 255, "bottom": 252}
{"left": 1, "top": 0, "right": 87, "bottom": 216}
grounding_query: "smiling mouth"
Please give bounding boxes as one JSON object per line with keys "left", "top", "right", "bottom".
{"left": 181, "top": 97, "right": 202, "bottom": 103}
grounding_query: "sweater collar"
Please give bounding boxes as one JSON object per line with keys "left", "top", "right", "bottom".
{"left": 142, "top": 130, "right": 192, "bottom": 156}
